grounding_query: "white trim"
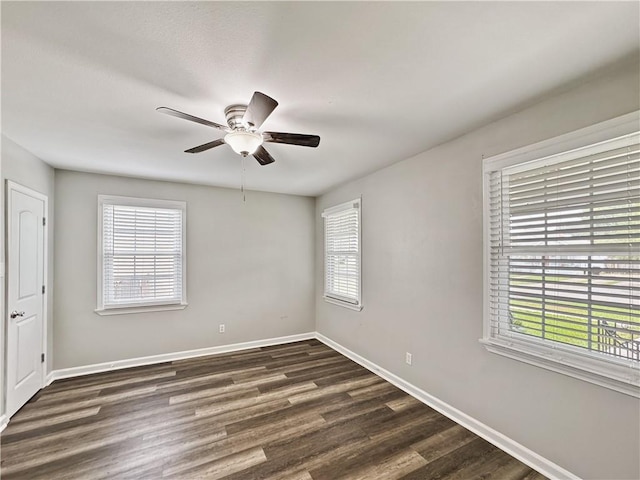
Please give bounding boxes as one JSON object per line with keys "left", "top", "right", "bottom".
{"left": 45, "top": 371, "right": 55, "bottom": 387}
{"left": 323, "top": 296, "right": 363, "bottom": 311}
{"left": 315, "top": 333, "right": 580, "bottom": 480}
{"left": 480, "top": 338, "right": 639, "bottom": 398}
{"left": 323, "top": 197, "right": 362, "bottom": 310}
{"left": 483, "top": 110, "right": 639, "bottom": 170}
{"left": 481, "top": 112, "right": 640, "bottom": 397}
{"left": 97, "top": 194, "right": 187, "bottom": 210}
{"left": 322, "top": 197, "right": 362, "bottom": 218}
{"left": 48, "top": 333, "right": 315, "bottom": 382}
{"left": 95, "top": 303, "right": 187, "bottom": 316}
{"left": 6, "top": 181, "right": 49, "bottom": 392}
{"left": 6, "top": 180, "right": 48, "bottom": 203}
{"left": 97, "top": 194, "right": 187, "bottom": 312}
{"left": 0, "top": 263, "right": 3, "bottom": 421}
{"left": 500, "top": 132, "right": 638, "bottom": 176}
{"left": 321, "top": 198, "right": 361, "bottom": 217}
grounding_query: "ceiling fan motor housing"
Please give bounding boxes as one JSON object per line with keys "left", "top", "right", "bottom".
{"left": 224, "top": 104, "right": 250, "bottom": 130}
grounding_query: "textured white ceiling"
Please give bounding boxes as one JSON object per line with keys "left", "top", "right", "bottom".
{"left": 2, "top": 2, "right": 638, "bottom": 196}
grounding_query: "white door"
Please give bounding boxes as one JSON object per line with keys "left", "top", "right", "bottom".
{"left": 6, "top": 182, "right": 46, "bottom": 418}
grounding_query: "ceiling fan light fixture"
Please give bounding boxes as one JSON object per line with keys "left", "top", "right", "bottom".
{"left": 224, "top": 131, "right": 263, "bottom": 156}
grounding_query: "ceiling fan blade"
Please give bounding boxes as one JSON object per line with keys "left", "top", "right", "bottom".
{"left": 263, "top": 132, "right": 320, "bottom": 148}
{"left": 157, "top": 107, "right": 228, "bottom": 131}
{"left": 253, "top": 146, "right": 276, "bottom": 166}
{"left": 242, "top": 92, "right": 278, "bottom": 129}
{"left": 184, "top": 139, "right": 225, "bottom": 153}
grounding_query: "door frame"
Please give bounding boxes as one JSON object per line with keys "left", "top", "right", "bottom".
{"left": 5, "top": 180, "right": 49, "bottom": 407}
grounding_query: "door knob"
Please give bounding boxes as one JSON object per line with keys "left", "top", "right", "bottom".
{"left": 10, "top": 310, "right": 25, "bottom": 318}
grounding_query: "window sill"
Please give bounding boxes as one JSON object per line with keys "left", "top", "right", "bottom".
{"left": 323, "top": 296, "right": 362, "bottom": 311}
{"left": 480, "top": 336, "right": 640, "bottom": 398}
{"left": 95, "top": 303, "right": 188, "bottom": 316}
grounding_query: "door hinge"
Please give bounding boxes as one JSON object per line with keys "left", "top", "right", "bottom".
{"left": 42, "top": 285, "right": 46, "bottom": 294}
{"left": 41, "top": 353, "right": 45, "bottom": 363}
{"left": 43, "top": 217, "right": 46, "bottom": 226}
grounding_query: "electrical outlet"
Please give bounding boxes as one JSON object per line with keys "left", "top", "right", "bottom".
{"left": 405, "top": 352, "right": 412, "bottom": 365}
{"left": 219, "top": 324, "right": 225, "bottom": 334}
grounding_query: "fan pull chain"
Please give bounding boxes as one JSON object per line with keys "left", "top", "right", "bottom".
{"left": 241, "top": 155, "right": 246, "bottom": 203}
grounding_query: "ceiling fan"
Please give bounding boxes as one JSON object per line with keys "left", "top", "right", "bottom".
{"left": 157, "top": 92, "right": 320, "bottom": 166}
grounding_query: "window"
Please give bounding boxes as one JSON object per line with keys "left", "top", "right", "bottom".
{"left": 323, "top": 198, "right": 362, "bottom": 310}
{"left": 483, "top": 113, "right": 639, "bottom": 397}
{"left": 97, "top": 195, "right": 187, "bottom": 315}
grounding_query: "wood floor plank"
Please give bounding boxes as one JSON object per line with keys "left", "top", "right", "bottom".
{"left": 347, "top": 380, "right": 402, "bottom": 401}
{"left": 161, "top": 414, "right": 326, "bottom": 477}
{"left": 219, "top": 414, "right": 372, "bottom": 480}
{"left": 410, "top": 423, "right": 478, "bottom": 463}
{"left": 399, "top": 437, "right": 499, "bottom": 479}
{"left": 488, "top": 459, "right": 541, "bottom": 480}
{"left": 164, "top": 446, "right": 267, "bottom": 479}
{"left": 386, "top": 395, "right": 422, "bottom": 412}
{"left": 0, "top": 438, "right": 142, "bottom": 480}
{"left": 195, "top": 381, "right": 318, "bottom": 417}
{"left": 42, "top": 363, "right": 174, "bottom": 393}
{"left": 1, "top": 406, "right": 195, "bottom": 466}
{"left": 442, "top": 447, "right": 521, "bottom": 480}
{"left": 259, "top": 438, "right": 374, "bottom": 480}
{"left": 143, "top": 398, "right": 293, "bottom": 442}
{"left": 2, "top": 407, "right": 101, "bottom": 434}
{"left": 273, "top": 470, "right": 314, "bottom": 480}
{"left": 364, "top": 404, "right": 445, "bottom": 439}
{"left": 342, "top": 449, "right": 428, "bottom": 480}
{"left": 321, "top": 390, "right": 407, "bottom": 424}
{"left": 167, "top": 376, "right": 266, "bottom": 404}
{"left": 41, "top": 370, "right": 177, "bottom": 400}
{"left": 1, "top": 340, "right": 546, "bottom": 480}
{"left": 263, "top": 417, "right": 371, "bottom": 461}
{"left": 224, "top": 392, "right": 352, "bottom": 436}
{"left": 309, "top": 409, "right": 457, "bottom": 480}
{"left": 288, "top": 375, "right": 383, "bottom": 405}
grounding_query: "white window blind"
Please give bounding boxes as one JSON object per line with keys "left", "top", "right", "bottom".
{"left": 323, "top": 199, "right": 362, "bottom": 309}
{"left": 99, "top": 196, "right": 186, "bottom": 310}
{"left": 485, "top": 128, "right": 640, "bottom": 395}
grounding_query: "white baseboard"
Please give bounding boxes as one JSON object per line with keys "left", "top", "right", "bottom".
{"left": 315, "top": 333, "right": 579, "bottom": 480}
{"left": 0, "top": 414, "right": 7, "bottom": 433}
{"left": 49, "top": 332, "right": 315, "bottom": 382}
{"left": 45, "top": 371, "right": 55, "bottom": 386}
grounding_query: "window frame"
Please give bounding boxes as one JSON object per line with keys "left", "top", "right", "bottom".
{"left": 96, "top": 195, "right": 187, "bottom": 315}
{"left": 482, "top": 111, "right": 640, "bottom": 398}
{"left": 323, "top": 198, "right": 363, "bottom": 311}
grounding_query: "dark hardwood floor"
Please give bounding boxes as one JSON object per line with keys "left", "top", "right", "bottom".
{"left": 1, "top": 339, "right": 546, "bottom": 479}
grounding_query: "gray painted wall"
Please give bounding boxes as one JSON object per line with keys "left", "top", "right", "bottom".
{"left": 54, "top": 171, "right": 315, "bottom": 369}
{"left": 1, "top": 135, "right": 56, "bottom": 400}
{"left": 315, "top": 62, "right": 640, "bottom": 479}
